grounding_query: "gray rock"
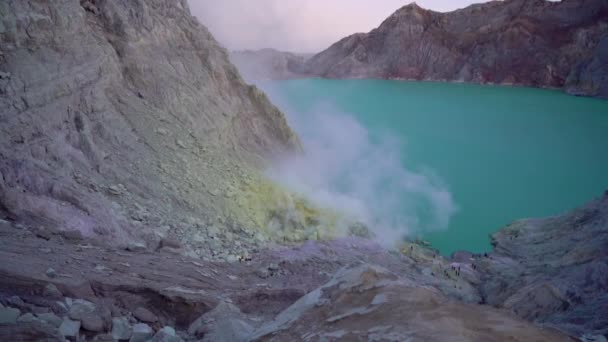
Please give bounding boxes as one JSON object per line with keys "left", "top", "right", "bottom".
{"left": 108, "top": 184, "right": 126, "bottom": 196}
{"left": 0, "top": 320, "right": 65, "bottom": 341}
{"left": 46, "top": 268, "right": 57, "bottom": 278}
{"left": 93, "top": 333, "right": 116, "bottom": 342}
{"left": 188, "top": 301, "right": 252, "bottom": 341}
{"left": 255, "top": 267, "right": 270, "bottom": 279}
{"left": 59, "top": 318, "right": 81, "bottom": 337}
{"left": 581, "top": 334, "right": 608, "bottom": 342}
{"left": 31, "top": 306, "right": 50, "bottom": 315}
{"left": 133, "top": 307, "right": 157, "bottom": 323}
{"left": 81, "top": 312, "right": 105, "bottom": 332}
{"left": 37, "top": 312, "right": 63, "bottom": 328}
{"left": 68, "top": 299, "right": 96, "bottom": 320}
{"left": 159, "top": 238, "right": 181, "bottom": 249}
{"left": 130, "top": 323, "right": 154, "bottom": 342}
{"left": 0, "top": 307, "right": 21, "bottom": 324}
{"left": 17, "top": 313, "right": 38, "bottom": 323}
{"left": 225, "top": 254, "right": 239, "bottom": 263}
{"left": 6, "top": 296, "right": 25, "bottom": 308}
{"left": 151, "top": 326, "right": 183, "bottom": 342}
{"left": 111, "top": 317, "right": 132, "bottom": 340}
{"left": 155, "top": 128, "right": 169, "bottom": 136}
{"left": 52, "top": 301, "right": 68, "bottom": 315}
{"left": 202, "top": 319, "right": 253, "bottom": 342}
{"left": 126, "top": 242, "right": 147, "bottom": 253}
{"left": 43, "top": 283, "right": 63, "bottom": 298}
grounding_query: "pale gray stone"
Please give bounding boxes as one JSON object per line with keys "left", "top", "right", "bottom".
{"left": 112, "top": 317, "right": 132, "bottom": 340}
{"left": 59, "top": 318, "right": 81, "bottom": 337}
{"left": 0, "top": 307, "right": 21, "bottom": 324}
{"left": 37, "top": 312, "right": 63, "bottom": 328}
{"left": 130, "top": 323, "right": 154, "bottom": 342}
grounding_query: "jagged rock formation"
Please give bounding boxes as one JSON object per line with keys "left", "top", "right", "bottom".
{"left": 230, "top": 49, "right": 311, "bottom": 82}
{"left": 251, "top": 264, "right": 568, "bottom": 341}
{"left": 477, "top": 191, "right": 608, "bottom": 337}
{"left": 234, "top": 0, "right": 608, "bottom": 98}
{"left": 0, "top": 0, "right": 326, "bottom": 259}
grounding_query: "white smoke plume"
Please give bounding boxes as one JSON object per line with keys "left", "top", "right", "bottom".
{"left": 261, "top": 85, "right": 458, "bottom": 246}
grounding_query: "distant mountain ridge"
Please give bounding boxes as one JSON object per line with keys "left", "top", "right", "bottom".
{"left": 230, "top": 48, "right": 312, "bottom": 82}
{"left": 232, "top": 0, "right": 608, "bottom": 98}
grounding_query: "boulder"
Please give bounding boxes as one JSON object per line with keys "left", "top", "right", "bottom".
{"left": 188, "top": 301, "right": 252, "bottom": 341}
{"left": 68, "top": 299, "right": 96, "bottom": 320}
{"left": 111, "top": 317, "right": 132, "bottom": 340}
{"left": 0, "top": 307, "right": 20, "bottom": 324}
{"left": 150, "top": 326, "right": 183, "bottom": 342}
{"left": 126, "top": 242, "right": 147, "bottom": 252}
{"left": 6, "top": 296, "right": 25, "bottom": 308}
{"left": 130, "top": 323, "right": 154, "bottom": 342}
{"left": 133, "top": 307, "right": 157, "bottom": 323}
{"left": 17, "top": 313, "right": 38, "bottom": 323}
{"left": 43, "top": 283, "right": 63, "bottom": 298}
{"left": 81, "top": 312, "right": 105, "bottom": 332}
{"left": 0, "top": 321, "right": 64, "bottom": 341}
{"left": 37, "top": 312, "right": 63, "bottom": 328}
{"left": 46, "top": 268, "right": 57, "bottom": 278}
{"left": 59, "top": 318, "right": 81, "bottom": 338}
{"left": 92, "top": 333, "right": 115, "bottom": 341}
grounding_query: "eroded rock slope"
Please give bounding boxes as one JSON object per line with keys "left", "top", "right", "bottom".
{"left": 0, "top": 0, "right": 306, "bottom": 258}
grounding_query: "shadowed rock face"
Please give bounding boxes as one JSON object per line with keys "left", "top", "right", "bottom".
{"left": 477, "top": 191, "right": 608, "bottom": 337}
{"left": 0, "top": 0, "right": 300, "bottom": 250}
{"left": 233, "top": 0, "right": 608, "bottom": 98}
{"left": 251, "top": 265, "right": 569, "bottom": 342}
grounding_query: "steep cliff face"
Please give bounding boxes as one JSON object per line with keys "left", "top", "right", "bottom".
{"left": 0, "top": 0, "right": 303, "bottom": 255}
{"left": 236, "top": 0, "right": 608, "bottom": 98}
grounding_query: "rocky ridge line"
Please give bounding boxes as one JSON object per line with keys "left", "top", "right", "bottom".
{"left": 232, "top": 0, "right": 608, "bottom": 98}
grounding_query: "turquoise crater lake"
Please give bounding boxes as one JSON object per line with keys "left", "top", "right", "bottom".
{"left": 266, "top": 79, "right": 608, "bottom": 255}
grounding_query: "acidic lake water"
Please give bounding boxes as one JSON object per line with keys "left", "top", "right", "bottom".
{"left": 266, "top": 79, "right": 608, "bottom": 255}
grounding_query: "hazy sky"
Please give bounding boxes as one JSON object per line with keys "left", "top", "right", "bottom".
{"left": 188, "top": 0, "right": 494, "bottom": 53}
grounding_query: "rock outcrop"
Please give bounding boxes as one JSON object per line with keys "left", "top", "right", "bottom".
{"left": 251, "top": 264, "right": 568, "bottom": 341}
{"left": 234, "top": 0, "right": 608, "bottom": 99}
{"left": 477, "top": 191, "right": 608, "bottom": 337}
